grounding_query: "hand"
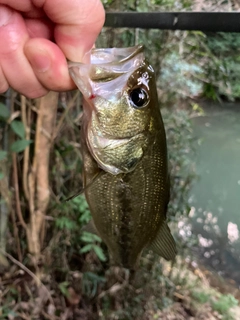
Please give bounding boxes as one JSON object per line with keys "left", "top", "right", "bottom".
{"left": 0, "top": 0, "right": 105, "bottom": 98}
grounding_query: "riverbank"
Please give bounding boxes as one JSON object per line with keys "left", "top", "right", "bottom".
{"left": 157, "top": 257, "right": 240, "bottom": 320}
{"left": 0, "top": 252, "right": 239, "bottom": 319}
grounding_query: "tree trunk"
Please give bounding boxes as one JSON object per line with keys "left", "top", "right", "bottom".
{"left": 26, "top": 92, "right": 58, "bottom": 259}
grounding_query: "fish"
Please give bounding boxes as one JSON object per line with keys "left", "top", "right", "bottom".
{"left": 68, "top": 45, "right": 176, "bottom": 269}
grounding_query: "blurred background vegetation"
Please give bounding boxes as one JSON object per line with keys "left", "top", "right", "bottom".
{"left": 0, "top": 0, "right": 240, "bottom": 319}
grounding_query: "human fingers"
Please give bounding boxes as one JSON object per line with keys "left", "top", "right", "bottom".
{"left": 0, "top": 0, "right": 35, "bottom": 12}
{"left": 34, "top": 0, "right": 105, "bottom": 62}
{"left": 25, "top": 38, "right": 74, "bottom": 92}
{"left": 0, "top": 1, "right": 53, "bottom": 39}
{"left": 0, "top": 5, "right": 48, "bottom": 97}
{"left": 25, "top": 18, "right": 53, "bottom": 39}
{"left": 0, "top": 66, "right": 8, "bottom": 93}
{"left": 0, "top": 0, "right": 105, "bottom": 96}
{"left": 24, "top": 0, "right": 105, "bottom": 91}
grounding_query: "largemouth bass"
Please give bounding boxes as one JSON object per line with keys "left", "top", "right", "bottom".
{"left": 68, "top": 45, "right": 176, "bottom": 269}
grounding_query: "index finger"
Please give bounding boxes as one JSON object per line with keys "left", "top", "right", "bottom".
{"left": 0, "top": 0, "right": 105, "bottom": 61}
{"left": 38, "top": 0, "right": 105, "bottom": 62}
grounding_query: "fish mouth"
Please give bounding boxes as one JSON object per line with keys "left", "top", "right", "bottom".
{"left": 68, "top": 45, "right": 144, "bottom": 68}
{"left": 89, "top": 45, "right": 144, "bottom": 65}
{"left": 68, "top": 45, "right": 145, "bottom": 99}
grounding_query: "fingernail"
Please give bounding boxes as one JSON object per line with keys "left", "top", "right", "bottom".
{"left": 30, "top": 53, "right": 51, "bottom": 72}
{"left": 0, "top": 5, "right": 12, "bottom": 27}
{"left": 68, "top": 47, "right": 93, "bottom": 64}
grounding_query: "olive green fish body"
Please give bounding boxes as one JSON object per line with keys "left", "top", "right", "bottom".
{"left": 69, "top": 46, "right": 176, "bottom": 269}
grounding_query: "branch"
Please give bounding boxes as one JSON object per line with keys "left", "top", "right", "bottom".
{"left": 21, "top": 95, "right": 30, "bottom": 201}
{"left": 0, "top": 249, "right": 54, "bottom": 304}
{"left": 12, "top": 152, "right": 28, "bottom": 231}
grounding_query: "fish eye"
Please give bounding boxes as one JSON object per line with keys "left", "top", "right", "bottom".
{"left": 128, "top": 87, "right": 149, "bottom": 109}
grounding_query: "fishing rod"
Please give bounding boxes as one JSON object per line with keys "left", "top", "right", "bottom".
{"left": 105, "top": 12, "right": 240, "bottom": 32}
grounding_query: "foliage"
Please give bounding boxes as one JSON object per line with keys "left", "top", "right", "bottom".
{"left": 10, "top": 139, "right": 32, "bottom": 153}
{"left": 102, "top": 0, "right": 193, "bottom": 11}
{"left": 82, "top": 272, "right": 106, "bottom": 297}
{"left": 80, "top": 232, "right": 106, "bottom": 262}
{"left": 211, "top": 294, "right": 238, "bottom": 315}
{"left": 191, "top": 289, "right": 239, "bottom": 319}
{"left": 0, "top": 101, "right": 32, "bottom": 179}
{"left": 0, "top": 102, "right": 10, "bottom": 119}
{"left": 163, "top": 108, "right": 195, "bottom": 215}
{"left": 0, "top": 150, "right": 7, "bottom": 161}
{"left": 58, "top": 281, "right": 70, "bottom": 297}
{"left": 192, "top": 290, "right": 210, "bottom": 304}
{"left": 203, "top": 33, "right": 240, "bottom": 100}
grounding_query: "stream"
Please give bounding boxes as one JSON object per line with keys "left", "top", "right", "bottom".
{"left": 189, "top": 101, "right": 240, "bottom": 286}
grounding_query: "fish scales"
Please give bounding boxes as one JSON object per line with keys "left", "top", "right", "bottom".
{"left": 69, "top": 45, "right": 177, "bottom": 269}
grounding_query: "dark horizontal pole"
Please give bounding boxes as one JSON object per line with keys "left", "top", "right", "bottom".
{"left": 105, "top": 12, "right": 240, "bottom": 32}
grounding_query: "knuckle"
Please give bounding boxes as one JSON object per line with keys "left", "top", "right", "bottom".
{"left": 24, "top": 87, "right": 49, "bottom": 99}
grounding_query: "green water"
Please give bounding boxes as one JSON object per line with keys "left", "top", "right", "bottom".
{"left": 190, "top": 102, "right": 240, "bottom": 285}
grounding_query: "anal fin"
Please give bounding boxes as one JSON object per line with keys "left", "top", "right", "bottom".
{"left": 148, "top": 221, "right": 177, "bottom": 261}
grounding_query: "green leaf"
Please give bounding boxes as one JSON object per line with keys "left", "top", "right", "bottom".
{"left": 55, "top": 216, "right": 76, "bottom": 230}
{"left": 0, "top": 103, "right": 10, "bottom": 119}
{"left": 58, "top": 282, "right": 69, "bottom": 297}
{"left": 10, "top": 140, "right": 32, "bottom": 153}
{"left": 81, "top": 231, "right": 102, "bottom": 243}
{"left": 80, "top": 244, "right": 93, "bottom": 254}
{"left": 92, "top": 245, "right": 106, "bottom": 261}
{"left": 78, "top": 209, "right": 91, "bottom": 225}
{"left": 0, "top": 150, "right": 7, "bottom": 161}
{"left": 83, "top": 271, "right": 106, "bottom": 283}
{"left": 0, "top": 173, "right": 4, "bottom": 180}
{"left": 10, "top": 120, "right": 25, "bottom": 139}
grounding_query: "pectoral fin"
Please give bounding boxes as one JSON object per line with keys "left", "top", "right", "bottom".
{"left": 64, "top": 170, "right": 104, "bottom": 202}
{"left": 148, "top": 221, "right": 177, "bottom": 261}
